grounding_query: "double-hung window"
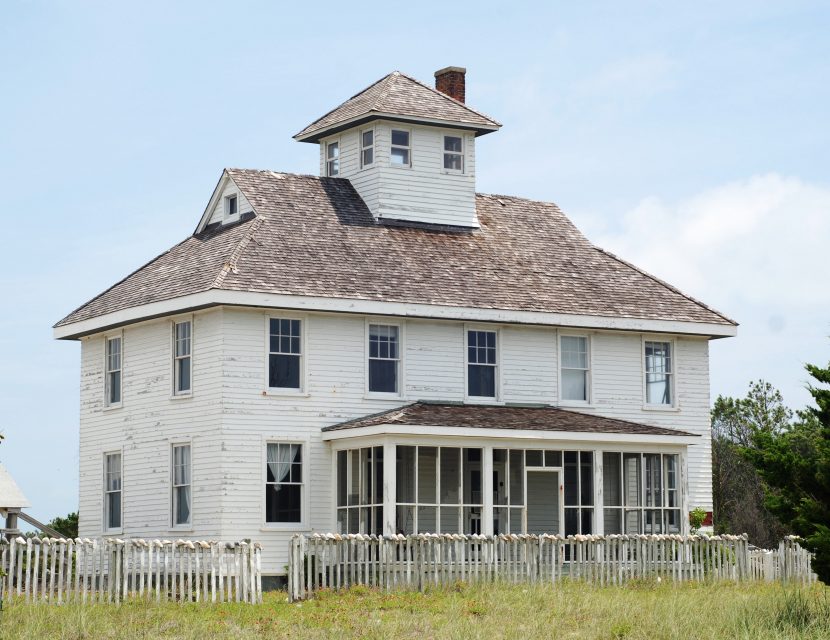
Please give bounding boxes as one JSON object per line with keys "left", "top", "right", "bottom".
{"left": 360, "top": 129, "right": 374, "bottom": 168}
{"left": 268, "top": 318, "right": 302, "bottom": 390}
{"left": 104, "top": 452, "right": 122, "bottom": 531}
{"left": 368, "top": 324, "right": 400, "bottom": 394}
{"left": 105, "top": 336, "right": 122, "bottom": 406}
{"left": 173, "top": 320, "right": 192, "bottom": 395}
{"left": 443, "top": 135, "right": 463, "bottom": 171}
{"left": 560, "top": 335, "right": 590, "bottom": 402}
{"left": 326, "top": 141, "right": 340, "bottom": 176}
{"left": 171, "top": 444, "right": 191, "bottom": 527}
{"left": 265, "top": 443, "right": 303, "bottom": 524}
{"left": 467, "top": 330, "right": 497, "bottom": 399}
{"left": 390, "top": 129, "right": 410, "bottom": 166}
{"left": 644, "top": 341, "right": 673, "bottom": 405}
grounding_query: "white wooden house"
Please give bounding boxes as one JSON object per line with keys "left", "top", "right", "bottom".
{"left": 54, "top": 67, "right": 737, "bottom": 582}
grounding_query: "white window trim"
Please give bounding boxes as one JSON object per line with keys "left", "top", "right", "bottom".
{"left": 364, "top": 318, "right": 406, "bottom": 400}
{"left": 169, "top": 440, "right": 193, "bottom": 531}
{"left": 557, "top": 331, "right": 593, "bottom": 407}
{"left": 261, "top": 437, "right": 310, "bottom": 531}
{"left": 103, "top": 449, "right": 123, "bottom": 535}
{"left": 389, "top": 127, "right": 412, "bottom": 168}
{"left": 442, "top": 133, "right": 464, "bottom": 174}
{"left": 359, "top": 128, "right": 375, "bottom": 170}
{"left": 642, "top": 335, "right": 679, "bottom": 411}
{"left": 325, "top": 138, "right": 341, "bottom": 177}
{"left": 223, "top": 193, "right": 240, "bottom": 223}
{"left": 264, "top": 313, "right": 308, "bottom": 396}
{"left": 103, "top": 331, "right": 123, "bottom": 410}
{"left": 171, "top": 316, "right": 194, "bottom": 399}
{"left": 464, "top": 324, "right": 501, "bottom": 403}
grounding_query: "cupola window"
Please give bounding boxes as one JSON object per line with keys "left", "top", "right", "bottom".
{"left": 390, "top": 129, "right": 411, "bottom": 166}
{"left": 361, "top": 130, "right": 374, "bottom": 168}
{"left": 326, "top": 141, "right": 340, "bottom": 176}
{"left": 225, "top": 194, "right": 238, "bottom": 218}
{"left": 443, "top": 135, "right": 463, "bottom": 172}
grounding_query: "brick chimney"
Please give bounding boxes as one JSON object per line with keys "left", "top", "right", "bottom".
{"left": 434, "top": 66, "right": 466, "bottom": 103}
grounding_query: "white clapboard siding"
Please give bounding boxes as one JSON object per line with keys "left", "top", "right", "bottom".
{"left": 79, "top": 307, "right": 714, "bottom": 575}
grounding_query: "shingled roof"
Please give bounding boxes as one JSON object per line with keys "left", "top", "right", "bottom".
{"left": 294, "top": 71, "right": 501, "bottom": 142}
{"left": 55, "top": 169, "right": 736, "bottom": 332}
{"left": 322, "top": 401, "right": 696, "bottom": 437}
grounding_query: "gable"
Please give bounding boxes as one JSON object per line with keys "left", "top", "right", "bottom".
{"left": 198, "top": 172, "right": 256, "bottom": 231}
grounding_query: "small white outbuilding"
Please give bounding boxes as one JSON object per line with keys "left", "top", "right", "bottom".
{"left": 0, "top": 462, "right": 31, "bottom": 538}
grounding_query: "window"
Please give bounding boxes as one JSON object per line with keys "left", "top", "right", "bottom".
{"left": 225, "top": 194, "right": 238, "bottom": 218}
{"left": 564, "top": 451, "right": 594, "bottom": 536}
{"left": 395, "top": 446, "right": 483, "bottom": 534}
{"left": 171, "top": 444, "right": 191, "bottom": 527}
{"left": 326, "top": 141, "right": 339, "bottom": 176}
{"left": 645, "top": 341, "right": 673, "bottom": 405}
{"left": 173, "top": 320, "right": 192, "bottom": 395}
{"left": 467, "top": 330, "right": 497, "bottom": 398}
{"left": 560, "top": 336, "right": 589, "bottom": 402}
{"left": 268, "top": 318, "right": 301, "bottom": 390}
{"left": 265, "top": 443, "right": 302, "bottom": 524}
{"left": 105, "top": 336, "right": 122, "bottom": 406}
{"left": 368, "top": 324, "right": 400, "bottom": 394}
{"left": 443, "top": 135, "right": 463, "bottom": 171}
{"left": 104, "top": 452, "right": 122, "bottom": 530}
{"left": 603, "top": 452, "right": 681, "bottom": 534}
{"left": 360, "top": 129, "right": 374, "bottom": 168}
{"left": 336, "top": 447, "right": 384, "bottom": 534}
{"left": 390, "top": 129, "right": 410, "bottom": 166}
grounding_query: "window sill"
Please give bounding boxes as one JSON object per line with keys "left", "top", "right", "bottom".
{"left": 558, "top": 401, "right": 596, "bottom": 410}
{"left": 103, "top": 529, "right": 123, "bottom": 536}
{"left": 263, "top": 389, "right": 310, "bottom": 398}
{"left": 169, "top": 526, "right": 193, "bottom": 533}
{"left": 642, "top": 404, "right": 681, "bottom": 412}
{"left": 170, "top": 393, "right": 193, "bottom": 401}
{"left": 464, "top": 397, "right": 503, "bottom": 405}
{"left": 260, "top": 524, "right": 309, "bottom": 533}
{"left": 102, "top": 404, "right": 123, "bottom": 412}
{"left": 364, "top": 392, "right": 406, "bottom": 401}
{"left": 389, "top": 163, "right": 412, "bottom": 170}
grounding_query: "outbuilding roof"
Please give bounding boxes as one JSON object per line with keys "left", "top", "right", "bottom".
{"left": 0, "top": 463, "right": 31, "bottom": 509}
{"left": 294, "top": 71, "right": 502, "bottom": 142}
{"left": 322, "top": 401, "right": 696, "bottom": 437}
{"left": 55, "top": 170, "right": 736, "bottom": 332}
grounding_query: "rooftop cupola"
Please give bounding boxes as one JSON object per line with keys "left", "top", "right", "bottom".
{"left": 294, "top": 68, "right": 501, "bottom": 229}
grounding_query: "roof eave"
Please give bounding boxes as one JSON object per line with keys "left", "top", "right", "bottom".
{"left": 294, "top": 112, "right": 501, "bottom": 143}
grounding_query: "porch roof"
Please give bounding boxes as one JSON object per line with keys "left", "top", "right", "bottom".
{"left": 322, "top": 402, "right": 696, "bottom": 439}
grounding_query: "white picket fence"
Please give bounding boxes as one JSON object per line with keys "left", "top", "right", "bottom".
{"left": 748, "top": 536, "right": 816, "bottom": 584}
{"left": 287, "top": 533, "right": 816, "bottom": 601}
{"left": 0, "top": 537, "right": 262, "bottom": 604}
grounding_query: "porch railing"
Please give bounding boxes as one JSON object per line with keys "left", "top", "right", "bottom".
{"left": 0, "top": 537, "right": 263, "bottom": 605}
{"left": 287, "top": 533, "right": 815, "bottom": 601}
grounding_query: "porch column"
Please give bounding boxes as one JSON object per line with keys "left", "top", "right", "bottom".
{"left": 680, "top": 449, "right": 690, "bottom": 535}
{"left": 383, "top": 441, "right": 396, "bottom": 535}
{"left": 593, "top": 449, "right": 604, "bottom": 536}
{"left": 482, "top": 445, "right": 494, "bottom": 535}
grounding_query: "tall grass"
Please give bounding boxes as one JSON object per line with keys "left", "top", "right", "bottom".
{"left": 0, "top": 580, "right": 827, "bottom": 640}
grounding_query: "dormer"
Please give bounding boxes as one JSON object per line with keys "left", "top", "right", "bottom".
{"left": 294, "top": 67, "right": 501, "bottom": 228}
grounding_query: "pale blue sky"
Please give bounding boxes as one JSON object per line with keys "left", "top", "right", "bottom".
{"left": 1, "top": 1, "right": 828, "bottom": 524}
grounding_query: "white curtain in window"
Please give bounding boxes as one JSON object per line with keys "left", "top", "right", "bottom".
{"left": 267, "top": 443, "right": 293, "bottom": 483}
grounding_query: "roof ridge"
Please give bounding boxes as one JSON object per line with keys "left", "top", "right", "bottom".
{"left": 211, "top": 214, "right": 266, "bottom": 290}
{"left": 592, "top": 246, "right": 738, "bottom": 326}
{"left": 394, "top": 71, "right": 502, "bottom": 127}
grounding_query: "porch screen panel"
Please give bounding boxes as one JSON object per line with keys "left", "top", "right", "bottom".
{"left": 336, "top": 446, "right": 384, "bottom": 534}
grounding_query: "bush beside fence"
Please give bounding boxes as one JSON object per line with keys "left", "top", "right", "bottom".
{"left": 287, "top": 533, "right": 816, "bottom": 601}
{"left": 0, "top": 537, "right": 262, "bottom": 604}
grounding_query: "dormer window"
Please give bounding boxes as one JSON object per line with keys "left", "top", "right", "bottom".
{"left": 225, "top": 194, "right": 238, "bottom": 218}
{"left": 360, "top": 130, "right": 374, "bottom": 168}
{"left": 326, "top": 141, "right": 340, "bottom": 176}
{"left": 390, "top": 129, "right": 411, "bottom": 166}
{"left": 444, "top": 135, "right": 463, "bottom": 172}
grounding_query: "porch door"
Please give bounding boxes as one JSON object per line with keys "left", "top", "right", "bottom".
{"left": 526, "top": 470, "right": 561, "bottom": 535}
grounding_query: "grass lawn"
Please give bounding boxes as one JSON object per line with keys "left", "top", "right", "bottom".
{"left": 1, "top": 580, "right": 828, "bottom": 640}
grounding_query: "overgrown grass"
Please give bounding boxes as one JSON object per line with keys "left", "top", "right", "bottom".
{"left": 1, "top": 580, "right": 828, "bottom": 639}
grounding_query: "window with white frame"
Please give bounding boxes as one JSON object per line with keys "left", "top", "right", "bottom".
{"left": 104, "top": 452, "right": 122, "bottom": 530}
{"left": 443, "top": 135, "right": 463, "bottom": 171}
{"left": 602, "top": 452, "right": 681, "bottom": 534}
{"left": 644, "top": 341, "right": 673, "bottom": 405}
{"left": 105, "top": 336, "right": 122, "bottom": 406}
{"left": 467, "top": 330, "right": 497, "bottom": 398}
{"left": 265, "top": 443, "right": 302, "bottom": 523}
{"left": 560, "top": 335, "right": 590, "bottom": 402}
{"left": 368, "top": 324, "right": 400, "bottom": 394}
{"left": 563, "top": 450, "right": 594, "bottom": 535}
{"left": 326, "top": 141, "right": 339, "bottom": 176}
{"left": 336, "top": 447, "right": 384, "bottom": 534}
{"left": 360, "top": 129, "right": 374, "bottom": 168}
{"left": 173, "top": 320, "right": 192, "bottom": 395}
{"left": 224, "top": 194, "right": 238, "bottom": 218}
{"left": 390, "top": 129, "right": 410, "bottom": 166}
{"left": 171, "top": 444, "right": 191, "bottom": 527}
{"left": 268, "top": 318, "right": 301, "bottom": 390}
{"left": 395, "top": 446, "right": 483, "bottom": 534}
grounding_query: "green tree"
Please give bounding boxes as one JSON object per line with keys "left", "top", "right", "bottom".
{"left": 745, "top": 361, "right": 830, "bottom": 583}
{"left": 46, "top": 512, "right": 79, "bottom": 539}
